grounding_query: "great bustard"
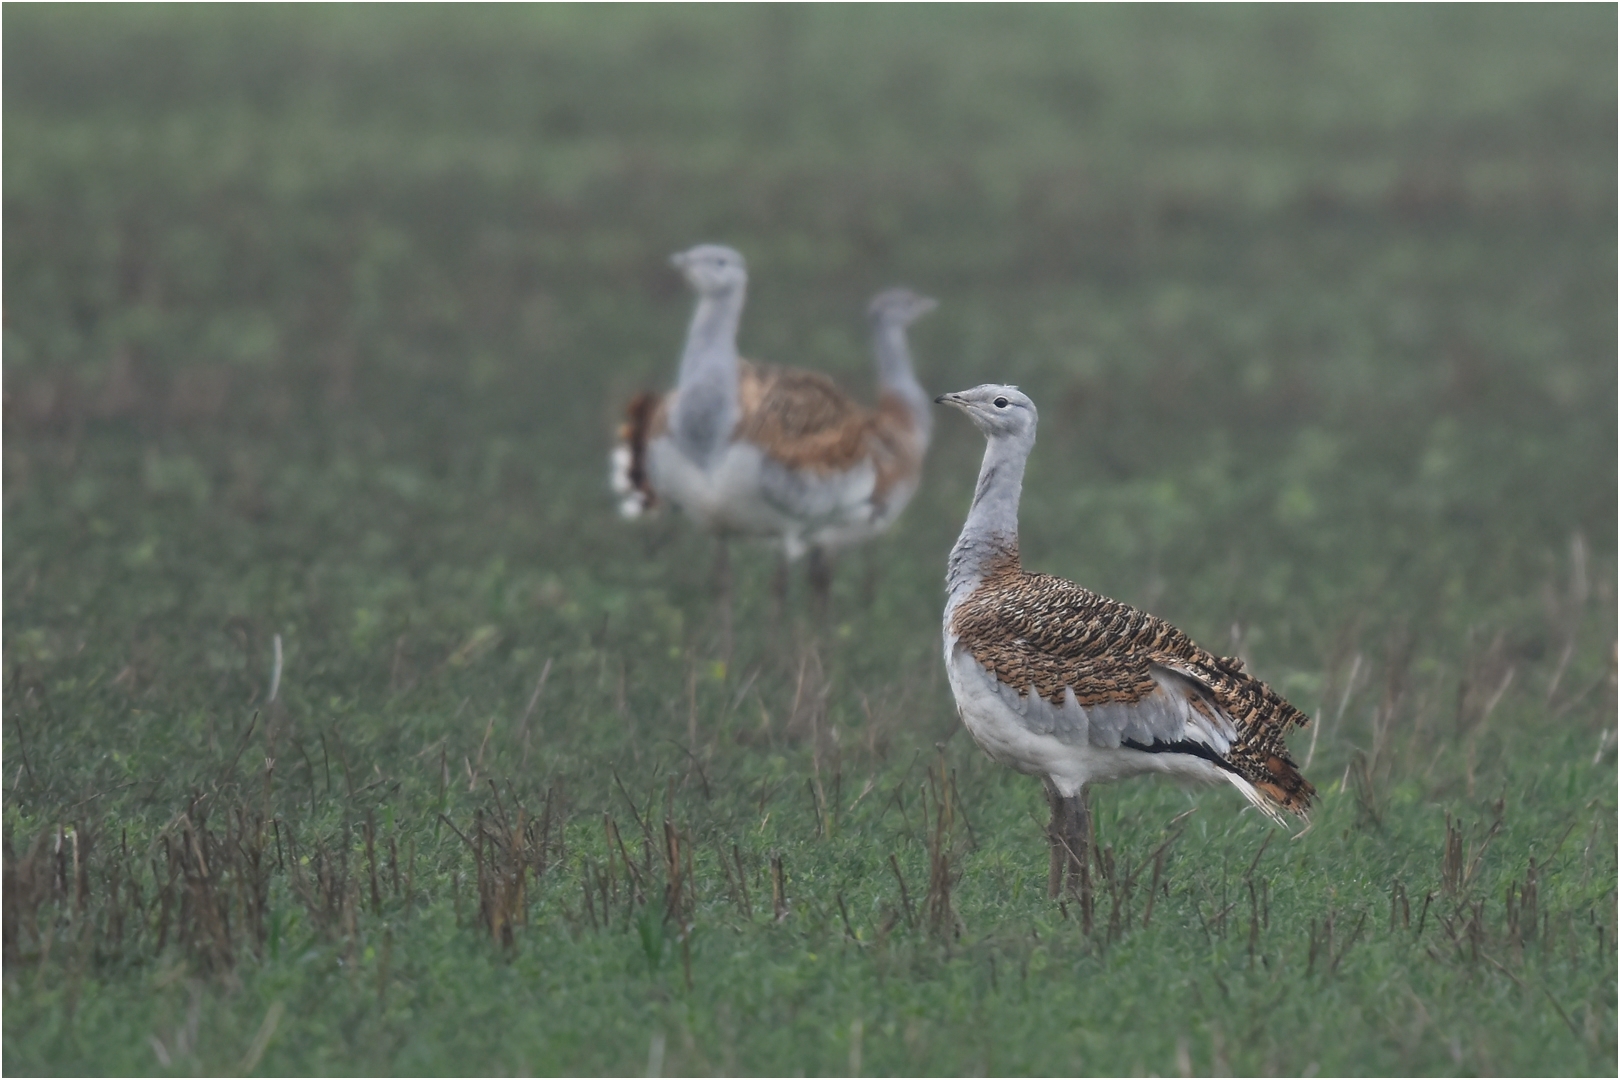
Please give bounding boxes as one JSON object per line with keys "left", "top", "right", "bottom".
{"left": 612, "top": 244, "right": 937, "bottom": 608}
{"left": 936, "top": 384, "right": 1314, "bottom": 898}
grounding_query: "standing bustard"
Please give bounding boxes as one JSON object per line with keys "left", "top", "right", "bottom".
{"left": 936, "top": 384, "right": 1314, "bottom": 898}
{"left": 612, "top": 244, "right": 937, "bottom": 607}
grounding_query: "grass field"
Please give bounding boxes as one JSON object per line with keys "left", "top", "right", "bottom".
{"left": 4, "top": 6, "right": 1616, "bottom": 1075}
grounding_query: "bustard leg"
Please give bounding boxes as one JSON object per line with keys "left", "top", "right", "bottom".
{"left": 1070, "top": 787, "right": 1093, "bottom": 921}
{"left": 1043, "top": 778, "right": 1069, "bottom": 899}
{"left": 1044, "top": 780, "right": 1093, "bottom": 905}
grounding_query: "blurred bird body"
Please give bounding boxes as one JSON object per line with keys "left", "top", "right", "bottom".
{"left": 613, "top": 246, "right": 936, "bottom": 562}
{"left": 936, "top": 384, "right": 1314, "bottom": 896}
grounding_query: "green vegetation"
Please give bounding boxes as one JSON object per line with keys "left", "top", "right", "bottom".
{"left": 4, "top": 6, "right": 1615, "bottom": 1075}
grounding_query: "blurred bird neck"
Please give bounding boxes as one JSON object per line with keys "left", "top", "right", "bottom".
{"left": 673, "top": 285, "right": 745, "bottom": 463}
{"left": 872, "top": 321, "right": 932, "bottom": 438}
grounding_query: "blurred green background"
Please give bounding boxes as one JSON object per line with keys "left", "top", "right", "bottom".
{"left": 4, "top": 6, "right": 1615, "bottom": 1076}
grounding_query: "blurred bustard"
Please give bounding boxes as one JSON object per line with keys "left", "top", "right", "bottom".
{"left": 936, "top": 384, "right": 1314, "bottom": 898}
{"left": 613, "top": 244, "right": 937, "bottom": 605}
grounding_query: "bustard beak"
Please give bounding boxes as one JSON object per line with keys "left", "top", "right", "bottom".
{"left": 669, "top": 252, "right": 688, "bottom": 269}
{"left": 934, "top": 391, "right": 968, "bottom": 408}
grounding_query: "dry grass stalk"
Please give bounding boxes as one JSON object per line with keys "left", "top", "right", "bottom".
{"left": 1349, "top": 751, "right": 1383, "bottom": 828}
{"left": 770, "top": 853, "right": 788, "bottom": 921}
{"left": 1542, "top": 532, "right": 1589, "bottom": 707}
{"left": 476, "top": 807, "right": 525, "bottom": 948}
{"left": 887, "top": 853, "right": 915, "bottom": 928}
{"left": 921, "top": 761, "right": 966, "bottom": 938}
{"left": 1308, "top": 909, "right": 1370, "bottom": 976}
{"left": 1455, "top": 629, "right": 1515, "bottom": 734}
{"left": 716, "top": 842, "right": 752, "bottom": 920}
{"left": 518, "top": 657, "right": 554, "bottom": 770}
{"left": 660, "top": 819, "right": 696, "bottom": 988}
{"left": 1505, "top": 857, "right": 1539, "bottom": 955}
{"left": 443, "top": 785, "right": 565, "bottom": 948}
{"left": 1340, "top": 626, "right": 1416, "bottom": 825}
{"left": 1389, "top": 880, "right": 1411, "bottom": 932}
{"left": 1441, "top": 808, "right": 1505, "bottom": 897}
{"left": 4, "top": 824, "right": 79, "bottom": 965}
{"left": 835, "top": 892, "right": 857, "bottom": 941}
{"left": 604, "top": 813, "right": 645, "bottom": 907}
{"left": 5, "top": 798, "right": 277, "bottom": 974}
{"left": 785, "top": 644, "right": 830, "bottom": 744}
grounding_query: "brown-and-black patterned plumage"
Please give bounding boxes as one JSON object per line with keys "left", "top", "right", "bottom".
{"left": 950, "top": 546, "right": 1314, "bottom": 815}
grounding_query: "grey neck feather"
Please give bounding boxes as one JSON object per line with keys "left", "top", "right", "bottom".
{"left": 671, "top": 283, "right": 745, "bottom": 465}
{"left": 871, "top": 320, "right": 931, "bottom": 439}
{"left": 945, "top": 427, "right": 1031, "bottom": 613}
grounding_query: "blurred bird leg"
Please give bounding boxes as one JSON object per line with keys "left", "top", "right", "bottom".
{"left": 713, "top": 538, "right": 733, "bottom": 664}
{"left": 808, "top": 547, "right": 833, "bottom": 625}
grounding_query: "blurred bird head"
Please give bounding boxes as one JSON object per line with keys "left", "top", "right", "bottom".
{"left": 868, "top": 287, "right": 939, "bottom": 328}
{"left": 935, "top": 384, "right": 1037, "bottom": 440}
{"left": 671, "top": 244, "right": 747, "bottom": 297}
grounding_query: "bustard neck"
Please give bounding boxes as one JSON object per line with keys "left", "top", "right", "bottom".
{"left": 946, "top": 429, "right": 1031, "bottom": 610}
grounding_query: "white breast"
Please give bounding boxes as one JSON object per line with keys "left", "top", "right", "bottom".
{"left": 647, "top": 436, "right": 776, "bottom": 533}
{"left": 945, "top": 635, "right": 1088, "bottom": 795}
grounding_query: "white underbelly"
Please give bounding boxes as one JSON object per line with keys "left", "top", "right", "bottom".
{"left": 770, "top": 461, "right": 879, "bottom": 557}
{"left": 809, "top": 474, "right": 917, "bottom": 552}
{"left": 943, "top": 636, "right": 1229, "bottom": 797}
{"left": 647, "top": 435, "right": 882, "bottom": 558}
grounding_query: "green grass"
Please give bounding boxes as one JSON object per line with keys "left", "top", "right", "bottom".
{"left": 4, "top": 5, "right": 1616, "bottom": 1075}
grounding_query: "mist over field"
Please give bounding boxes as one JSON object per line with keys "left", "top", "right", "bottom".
{"left": 4, "top": 7, "right": 1615, "bottom": 1075}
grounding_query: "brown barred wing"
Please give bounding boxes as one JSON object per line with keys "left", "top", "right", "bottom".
{"left": 951, "top": 568, "right": 1182, "bottom": 710}
{"left": 733, "top": 362, "right": 878, "bottom": 474}
{"left": 952, "top": 567, "right": 1315, "bottom": 815}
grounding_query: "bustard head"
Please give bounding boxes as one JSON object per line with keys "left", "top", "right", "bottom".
{"left": 935, "top": 384, "right": 1037, "bottom": 440}
{"left": 671, "top": 244, "right": 747, "bottom": 297}
{"left": 868, "top": 287, "right": 939, "bottom": 327}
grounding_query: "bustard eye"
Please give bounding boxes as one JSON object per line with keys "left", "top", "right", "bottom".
{"left": 994, "top": 396, "right": 1008, "bottom": 409}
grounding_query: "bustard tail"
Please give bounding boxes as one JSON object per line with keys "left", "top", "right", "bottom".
{"left": 1221, "top": 751, "right": 1315, "bottom": 826}
{"left": 611, "top": 391, "right": 662, "bottom": 518}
